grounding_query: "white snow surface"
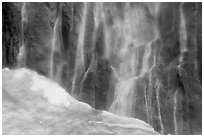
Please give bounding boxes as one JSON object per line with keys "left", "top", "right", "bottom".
{"left": 2, "top": 68, "right": 159, "bottom": 135}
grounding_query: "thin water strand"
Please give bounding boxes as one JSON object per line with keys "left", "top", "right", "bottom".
{"left": 49, "top": 17, "right": 60, "bottom": 80}
{"left": 179, "top": 2, "right": 187, "bottom": 53}
{"left": 49, "top": 3, "right": 63, "bottom": 80}
{"left": 17, "top": 2, "right": 27, "bottom": 67}
{"left": 173, "top": 89, "right": 178, "bottom": 134}
{"left": 155, "top": 79, "right": 164, "bottom": 134}
{"left": 71, "top": 3, "right": 87, "bottom": 95}
{"left": 144, "top": 87, "right": 150, "bottom": 124}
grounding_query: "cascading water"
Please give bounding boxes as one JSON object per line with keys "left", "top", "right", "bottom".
{"left": 155, "top": 79, "right": 164, "bottom": 134}
{"left": 109, "top": 77, "right": 137, "bottom": 117}
{"left": 6, "top": 2, "right": 201, "bottom": 135}
{"left": 59, "top": 2, "right": 173, "bottom": 133}
{"left": 49, "top": 17, "right": 60, "bottom": 80}
{"left": 179, "top": 2, "right": 187, "bottom": 53}
{"left": 173, "top": 2, "right": 188, "bottom": 134}
{"left": 173, "top": 89, "right": 178, "bottom": 134}
{"left": 71, "top": 3, "right": 87, "bottom": 96}
{"left": 107, "top": 2, "right": 160, "bottom": 119}
{"left": 49, "top": 3, "right": 66, "bottom": 84}
{"left": 17, "top": 2, "right": 27, "bottom": 67}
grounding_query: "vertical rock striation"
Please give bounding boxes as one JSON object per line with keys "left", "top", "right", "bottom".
{"left": 2, "top": 3, "right": 22, "bottom": 68}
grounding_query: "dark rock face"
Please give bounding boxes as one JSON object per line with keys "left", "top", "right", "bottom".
{"left": 148, "top": 3, "right": 201, "bottom": 135}
{"left": 79, "top": 57, "right": 117, "bottom": 110}
{"left": 6, "top": 2, "right": 84, "bottom": 92}
{"left": 2, "top": 2, "right": 202, "bottom": 135}
{"left": 56, "top": 3, "right": 83, "bottom": 91}
{"left": 94, "top": 58, "right": 116, "bottom": 109}
{"left": 23, "top": 3, "right": 56, "bottom": 76}
{"left": 2, "top": 3, "right": 22, "bottom": 68}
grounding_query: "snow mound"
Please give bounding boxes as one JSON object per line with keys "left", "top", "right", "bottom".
{"left": 2, "top": 68, "right": 159, "bottom": 135}
{"left": 30, "top": 71, "right": 73, "bottom": 107}
{"left": 8, "top": 68, "right": 78, "bottom": 107}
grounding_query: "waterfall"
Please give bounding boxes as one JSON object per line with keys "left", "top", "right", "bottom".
{"left": 17, "top": 2, "right": 27, "bottom": 67}
{"left": 174, "top": 2, "right": 188, "bottom": 134}
{"left": 173, "top": 89, "right": 178, "bottom": 134}
{"left": 71, "top": 3, "right": 87, "bottom": 96}
{"left": 179, "top": 2, "right": 187, "bottom": 53}
{"left": 50, "top": 17, "right": 60, "bottom": 80}
{"left": 4, "top": 2, "right": 201, "bottom": 135}
{"left": 144, "top": 86, "right": 150, "bottom": 124}
{"left": 141, "top": 42, "right": 151, "bottom": 74}
{"left": 155, "top": 79, "right": 164, "bottom": 134}
{"left": 108, "top": 1, "right": 160, "bottom": 120}
{"left": 49, "top": 3, "right": 63, "bottom": 81}
{"left": 16, "top": 2, "right": 165, "bottom": 133}
{"left": 109, "top": 77, "right": 138, "bottom": 117}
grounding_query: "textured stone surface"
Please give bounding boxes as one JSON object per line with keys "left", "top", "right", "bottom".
{"left": 79, "top": 57, "right": 117, "bottom": 110}
{"left": 19, "top": 3, "right": 56, "bottom": 76}
{"left": 2, "top": 3, "right": 22, "bottom": 68}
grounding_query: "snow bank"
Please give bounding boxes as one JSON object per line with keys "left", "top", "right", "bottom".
{"left": 30, "top": 72, "right": 73, "bottom": 107}
{"left": 12, "top": 68, "right": 75, "bottom": 107}
{"left": 2, "top": 68, "right": 158, "bottom": 135}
